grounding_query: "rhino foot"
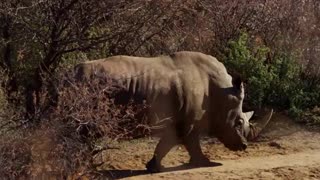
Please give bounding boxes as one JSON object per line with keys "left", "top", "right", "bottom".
{"left": 189, "top": 156, "right": 211, "bottom": 167}
{"left": 146, "top": 157, "right": 164, "bottom": 173}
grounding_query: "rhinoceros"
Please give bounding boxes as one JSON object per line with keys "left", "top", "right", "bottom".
{"left": 74, "top": 51, "right": 273, "bottom": 172}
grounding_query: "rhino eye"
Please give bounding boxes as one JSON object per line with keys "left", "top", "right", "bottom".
{"left": 235, "top": 119, "right": 244, "bottom": 127}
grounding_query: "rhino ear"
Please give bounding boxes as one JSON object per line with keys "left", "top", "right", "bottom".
{"left": 232, "top": 75, "right": 243, "bottom": 90}
{"left": 244, "top": 111, "right": 254, "bottom": 120}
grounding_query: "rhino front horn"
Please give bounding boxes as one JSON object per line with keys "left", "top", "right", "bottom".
{"left": 247, "top": 109, "right": 273, "bottom": 141}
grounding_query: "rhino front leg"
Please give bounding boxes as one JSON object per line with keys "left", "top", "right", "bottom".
{"left": 146, "top": 128, "right": 178, "bottom": 173}
{"left": 183, "top": 128, "right": 210, "bottom": 166}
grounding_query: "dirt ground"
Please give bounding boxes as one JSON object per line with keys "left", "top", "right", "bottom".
{"left": 97, "top": 113, "right": 320, "bottom": 180}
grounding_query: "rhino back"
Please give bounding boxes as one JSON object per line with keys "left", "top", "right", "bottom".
{"left": 74, "top": 51, "right": 236, "bottom": 126}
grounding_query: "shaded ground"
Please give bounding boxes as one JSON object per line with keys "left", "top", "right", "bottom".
{"left": 97, "top": 113, "right": 320, "bottom": 179}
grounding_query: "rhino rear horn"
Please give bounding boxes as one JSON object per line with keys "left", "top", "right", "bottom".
{"left": 248, "top": 109, "right": 273, "bottom": 141}
{"left": 244, "top": 111, "right": 254, "bottom": 120}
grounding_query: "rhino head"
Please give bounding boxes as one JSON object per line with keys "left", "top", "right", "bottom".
{"left": 219, "top": 108, "right": 273, "bottom": 151}
{"left": 212, "top": 78, "right": 273, "bottom": 151}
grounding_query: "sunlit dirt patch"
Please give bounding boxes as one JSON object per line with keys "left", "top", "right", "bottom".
{"left": 98, "top": 112, "right": 320, "bottom": 174}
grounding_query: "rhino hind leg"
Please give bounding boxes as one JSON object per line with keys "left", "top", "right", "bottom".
{"left": 183, "top": 128, "right": 211, "bottom": 167}
{"left": 146, "top": 128, "right": 178, "bottom": 173}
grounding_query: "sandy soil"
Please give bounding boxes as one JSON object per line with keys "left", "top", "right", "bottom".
{"left": 98, "top": 113, "right": 320, "bottom": 180}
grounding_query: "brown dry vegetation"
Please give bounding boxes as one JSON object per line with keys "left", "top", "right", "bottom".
{"left": 0, "top": 71, "right": 151, "bottom": 179}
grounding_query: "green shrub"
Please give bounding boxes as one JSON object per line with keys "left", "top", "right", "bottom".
{"left": 224, "top": 32, "right": 275, "bottom": 108}
{"left": 266, "top": 53, "right": 301, "bottom": 108}
{"left": 223, "top": 32, "right": 320, "bottom": 118}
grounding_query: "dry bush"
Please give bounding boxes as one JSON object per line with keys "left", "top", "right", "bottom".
{"left": 52, "top": 69, "right": 151, "bottom": 140}
{"left": 299, "top": 107, "right": 320, "bottom": 126}
{"left": 0, "top": 122, "right": 93, "bottom": 179}
{"left": 0, "top": 134, "right": 31, "bottom": 179}
{"left": 44, "top": 69, "right": 151, "bottom": 177}
{"left": 0, "top": 68, "right": 151, "bottom": 178}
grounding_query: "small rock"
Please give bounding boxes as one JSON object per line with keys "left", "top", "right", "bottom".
{"left": 268, "top": 141, "right": 282, "bottom": 149}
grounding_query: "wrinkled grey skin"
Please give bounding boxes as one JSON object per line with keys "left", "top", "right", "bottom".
{"left": 74, "top": 51, "right": 271, "bottom": 172}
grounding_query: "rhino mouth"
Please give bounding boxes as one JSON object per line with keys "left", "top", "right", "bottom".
{"left": 222, "top": 130, "right": 248, "bottom": 151}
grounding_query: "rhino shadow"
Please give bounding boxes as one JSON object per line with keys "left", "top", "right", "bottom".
{"left": 101, "top": 161, "right": 222, "bottom": 179}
